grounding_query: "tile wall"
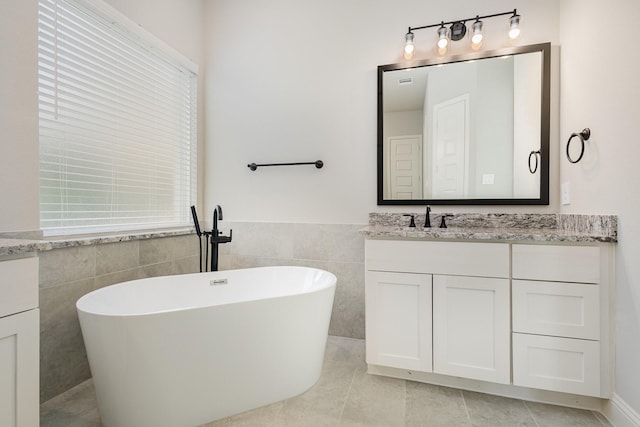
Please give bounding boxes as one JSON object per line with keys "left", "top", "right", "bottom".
{"left": 39, "top": 234, "right": 199, "bottom": 402}
{"left": 218, "top": 221, "right": 366, "bottom": 339}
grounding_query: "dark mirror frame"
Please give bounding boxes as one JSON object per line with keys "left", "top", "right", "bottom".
{"left": 377, "top": 42, "right": 551, "bottom": 206}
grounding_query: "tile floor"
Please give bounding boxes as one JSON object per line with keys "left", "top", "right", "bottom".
{"left": 41, "top": 336, "right": 611, "bottom": 427}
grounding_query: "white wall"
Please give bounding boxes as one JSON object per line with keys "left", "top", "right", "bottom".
{"left": 0, "top": 0, "right": 40, "bottom": 234}
{"left": 559, "top": 0, "right": 640, "bottom": 418}
{"left": 203, "top": 0, "right": 561, "bottom": 224}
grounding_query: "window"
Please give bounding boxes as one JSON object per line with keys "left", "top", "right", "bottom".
{"left": 38, "top": 0, "right": 197, "bottom": 235}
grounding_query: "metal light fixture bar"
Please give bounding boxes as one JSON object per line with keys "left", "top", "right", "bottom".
{"left": 403, "top": 9, "right": 520, "bottom": 59}
{"left": 407, "top": 9, "right": 517, "bottom": 33}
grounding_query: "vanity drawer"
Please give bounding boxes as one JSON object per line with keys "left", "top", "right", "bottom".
{"left": 512, "top": 244, "right": 600, "bottom": 283}
{"left": 513, "top": 280, "right": 599, "bottom": 340}
{"left": 0, "top": 257, "right": 39, "bottom": 318}
{"left": 365, "top": 240, "right": 509, "bottom": 278}
{"left": 512, "top": 333, "right": 602, "bottom": 397}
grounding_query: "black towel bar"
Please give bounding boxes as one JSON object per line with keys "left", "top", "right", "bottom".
{"left": 248, "top": 160, "right": 324, "bottom": 171}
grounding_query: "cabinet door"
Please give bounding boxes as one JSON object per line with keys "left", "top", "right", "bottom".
{"left": 366, "top": 271, "right": 432, "bottom": 372}
{"left": 433, "top": 275, "right": 510, "bottom": 384}
{"left": 513, "top": 333, "right": 602, "bottom": 397}
{"left": 0, "top": 309, "right": 39, "bottom": 427}
{"left": 512, "top": 244, "right": 600, "bottom": 283}
{"left": 0, "top": 257, "right": 39, "bottom": 318}
{"left": 513, "top": 280, "right": 600, "bottom": 340}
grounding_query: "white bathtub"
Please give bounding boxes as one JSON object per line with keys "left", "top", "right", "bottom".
{"left": 76, "top": 266, "right": 336, "bottom": 427}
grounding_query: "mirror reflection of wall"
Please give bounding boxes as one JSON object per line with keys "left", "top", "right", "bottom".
{"left": 381, "top": 45, "right": 547, "bottom": 204}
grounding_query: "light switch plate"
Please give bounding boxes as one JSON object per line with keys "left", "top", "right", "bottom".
{"left": 482, "top": 174, "right": 495, "bottom": 185}
{"left": 561, "top": 181, "right": 571, "bottom": 205}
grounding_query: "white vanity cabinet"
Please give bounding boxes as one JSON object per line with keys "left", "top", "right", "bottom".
{"left": 365, "top": 239, "right": 510, "bottom": 383}
{"left": 0, "top": 256, "right": 39, "bottom": 427}
{"left": 511, "top": 244, "right": 612, "bottom": 398}
{"left": 365, "top": 237, "right": 613, "bottom": 400}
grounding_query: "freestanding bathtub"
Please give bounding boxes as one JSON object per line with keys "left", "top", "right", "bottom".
{"left": 76, "top": 266, "right": 336, "bottom": 427}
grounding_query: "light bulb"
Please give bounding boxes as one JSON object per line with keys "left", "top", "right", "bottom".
{"left": 471, "top": 19, "right": 483, "bottom": 46}
{"left": 404, "top": 32, "right": 415, "bottom": 60}
{"left": 509, "top": 14, "right": 521, "bottom": 39}
{"left": 437, "top": 25, "right": 449, "bottom": 49}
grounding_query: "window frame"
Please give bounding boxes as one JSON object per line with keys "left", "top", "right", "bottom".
{"left": 37, "top": 0, "right": 198, "bottom": 237}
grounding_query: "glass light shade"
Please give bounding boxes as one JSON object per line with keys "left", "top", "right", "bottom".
{"left": 404, "top": 32, "right": 415, "bottom": 60}
{"left": 437, "top": 26, "right": 449, "bottom": 49}
{"left": 509, "top": 14, "right": 521, "bottom": 39}
{"left": 471, "top": 20, "right": 483, "bottom": 45}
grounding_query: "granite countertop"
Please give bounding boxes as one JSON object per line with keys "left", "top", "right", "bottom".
{"left": 362, "top": 213, "right": 618, "bottom": 244}
{"left": 0, "top": 238, "right": 52, "bottom": 257}
{"left": 360, "top": 225, "right": 615, "bottom": 243}
{"left": 0, "top": 229, "right": 194, "bottom": 257}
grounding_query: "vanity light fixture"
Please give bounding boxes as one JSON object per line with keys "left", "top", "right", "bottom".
{"left": 403, "top": 9, "right": 521, "bottom": 58}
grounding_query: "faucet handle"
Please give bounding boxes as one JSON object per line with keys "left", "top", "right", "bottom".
{"left": 439, "top": 214, "right": 454, "bottom": 229}
{"left": 403, "top": 214, "right": 416, "bottom": 228}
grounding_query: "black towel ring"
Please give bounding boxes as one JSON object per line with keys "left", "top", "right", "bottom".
{"left": 528, "top": 150, "right": 540, "bottom": 174}
{"left": 566, "top": 128, "right": 591, "bottom": 164}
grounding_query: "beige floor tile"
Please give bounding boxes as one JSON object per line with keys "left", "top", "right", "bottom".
{"left": 339, "top": 367, "right": 406, "bottom": 427}
{"left": 41, "top": 336, "right": 615, "bottom": 427}
{"left": 406, "top": 381, "right": 471, "bottom": 427}
{"left": 463, "top": 390, "right": 536, "bottom": 427}
{"left": 524, "top": 401, "right": 611, "bottom": 427}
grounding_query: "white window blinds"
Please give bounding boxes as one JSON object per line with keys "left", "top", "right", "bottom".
{"left": 38, "top": 0, "right": 197, "bottom": 235}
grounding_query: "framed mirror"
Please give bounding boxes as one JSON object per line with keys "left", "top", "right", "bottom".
{"left": 378, "top": 43, "right": 550, "bottom": 205}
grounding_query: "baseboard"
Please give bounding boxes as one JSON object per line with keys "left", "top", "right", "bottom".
{"left": 602, "top": 394, "right": 640, "bottom": 427}
{"left": 368, "top": 364, "right": 606, "bottom": 411}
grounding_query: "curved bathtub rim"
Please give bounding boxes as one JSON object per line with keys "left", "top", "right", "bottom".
{"left": 76, "top": 265, "right": 337, "bottom": 318}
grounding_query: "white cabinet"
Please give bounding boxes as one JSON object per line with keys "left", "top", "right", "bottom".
{"left": 365, "top": 238, "right": 613, "bottom": 400}
{"left": 433, "top": 275, "right": 510, "bottom": 384}
{"left": 0, "top": 256, "right": 39, "bottom": 427}
{"left": 511, "top": 244, "right": 611, "bottom": 398}
{"left": 365, "top": 271, "right": 432, "bottom": 371}
{"left": 365, "top": 240, "right": 510, "bottom": 384}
